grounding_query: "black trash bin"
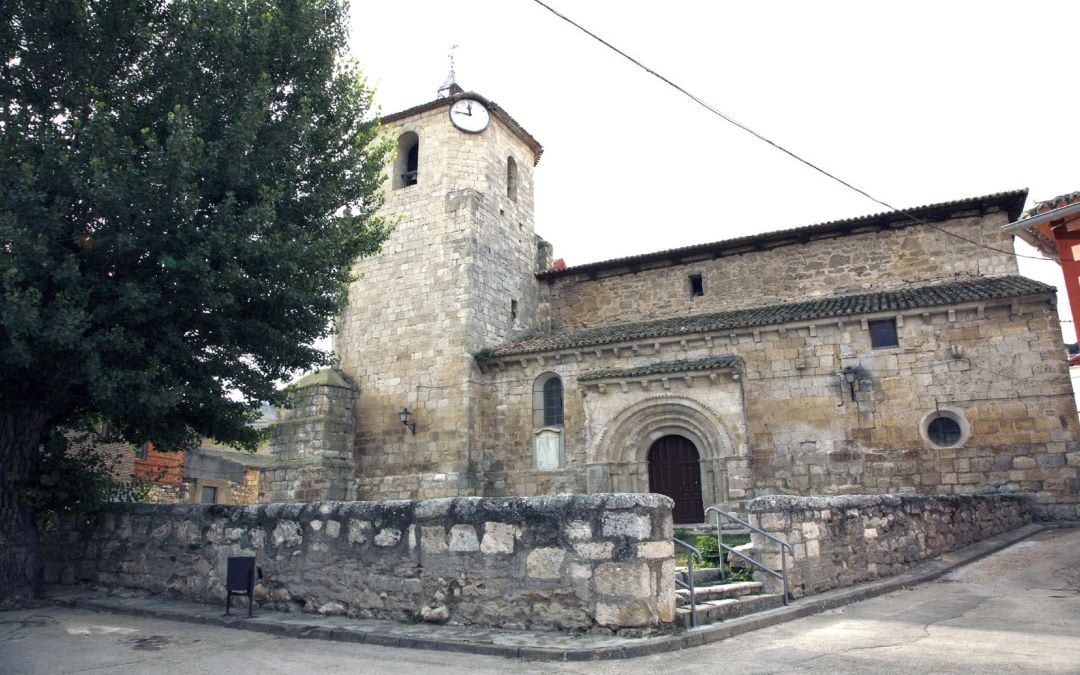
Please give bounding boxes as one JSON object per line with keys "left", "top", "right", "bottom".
{"left": 225, "top": 556, "right": 257, "bottom": 617}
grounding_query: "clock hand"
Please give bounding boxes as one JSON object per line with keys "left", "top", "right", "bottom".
{"left": 454, "top": 107, "right": 472, "bottom": 116}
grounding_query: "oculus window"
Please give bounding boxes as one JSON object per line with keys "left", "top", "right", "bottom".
{"left": 927, "top": 415, "right": 962, "bottom": 446}
{"left": 921, "top": 409, "right": 969, "bottom": 448}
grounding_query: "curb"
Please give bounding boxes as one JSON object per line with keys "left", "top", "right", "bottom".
{"left": 48, "top": 521, "right": 1077, "bottom": 661}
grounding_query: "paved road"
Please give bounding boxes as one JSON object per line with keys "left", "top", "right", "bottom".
{"left": 2, "top": 528, "right": 1078, "bottom": 674}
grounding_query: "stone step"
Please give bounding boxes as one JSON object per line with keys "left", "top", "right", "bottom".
{"left": 676, "top": 566, "right": 725, "bottom": 586}
{"left": 675, "top": 581, "right": 762, "bottom": 606}
{"left": 674, "top": 593, "right": 784, "bottom": 629}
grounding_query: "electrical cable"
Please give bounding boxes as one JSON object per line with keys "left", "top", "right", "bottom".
{"left": 529, "top": 0, "right": 1053, "bottom": 262}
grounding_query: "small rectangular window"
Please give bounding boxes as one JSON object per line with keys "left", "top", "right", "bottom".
{"left": 689, "top": 274, "right": 704, "bottom": 297}
{"left": 510, "top": 299, "right": 518, "bottom": 322}
{"left": 201, "top": 486, "right": 218, "bottom": 504}
{"left": 869, "top": 319, "right": 899, "bottom": 348}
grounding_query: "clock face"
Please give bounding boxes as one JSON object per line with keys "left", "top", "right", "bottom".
{"left": 449, "top": 98, "right": 490, "bottom": 133}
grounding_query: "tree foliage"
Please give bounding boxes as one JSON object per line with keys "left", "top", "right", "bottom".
{"left": 0, "top": 0, "right": 389, "bottom": 450}
{"left": 0, "top": 0, "right": 390, "bottom": 606}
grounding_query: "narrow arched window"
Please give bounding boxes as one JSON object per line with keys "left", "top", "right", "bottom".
{"left": 393, "top": 132, "right": 419, "bottom": 189}
{"left": 543, "top": 377, "right": 563, "bottom": 426}
{"left": 506, "top": 156, "right": 518, "bottom": 201}
{"left": 532, "top": 373, "right": 564, "bottom": 427}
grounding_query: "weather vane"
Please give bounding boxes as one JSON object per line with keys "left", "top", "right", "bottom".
{"left": 438, "top": 44, "right": 463, "bottom": 98}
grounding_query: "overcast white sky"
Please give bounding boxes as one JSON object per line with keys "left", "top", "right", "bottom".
{"left": 347, "top": 0, "right": 1080, "bottom": 341}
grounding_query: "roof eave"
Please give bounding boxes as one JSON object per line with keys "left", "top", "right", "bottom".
{"left": 380, "top": 92, "right": 544, "bottom": 165}
{"left": 539, "top": 190, "right": 1029, "bottom": 280}
{"left": 1003, "top": 201, "right": 1080, "bottom": 262}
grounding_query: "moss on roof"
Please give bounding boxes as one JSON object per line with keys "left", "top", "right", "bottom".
{"left": 290, "top": 368, "right": 351, "bottom": 389}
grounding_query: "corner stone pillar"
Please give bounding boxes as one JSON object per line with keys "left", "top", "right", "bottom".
{"left": 261, "top": 368, "right": 356, "bottom": 502}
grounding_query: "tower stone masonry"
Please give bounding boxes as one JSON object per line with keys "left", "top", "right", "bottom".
{"left": 334, "top": 92, "right": 547, "bottom": 500}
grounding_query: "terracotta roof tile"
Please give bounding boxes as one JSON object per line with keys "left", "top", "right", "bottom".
{"left": 493, "top": 275, "right": 1053, "bottom": 357}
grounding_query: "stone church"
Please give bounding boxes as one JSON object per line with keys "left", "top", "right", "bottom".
{"left": 260, "top": 88, "right": 1080, "bottom": 522}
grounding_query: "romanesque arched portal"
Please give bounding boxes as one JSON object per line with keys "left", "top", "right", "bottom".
{"left": 586, "top": 395, "right": 742, "bottom": 513}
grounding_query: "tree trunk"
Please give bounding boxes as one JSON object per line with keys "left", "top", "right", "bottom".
{"left": 0, "top": 408, "right": 46, "bottom": 609}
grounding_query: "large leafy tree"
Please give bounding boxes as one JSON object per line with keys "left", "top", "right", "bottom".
{"left": 0, "top": 0, "right": 389, "bottom": 607}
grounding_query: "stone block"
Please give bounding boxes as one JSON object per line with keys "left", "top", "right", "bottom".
{"left": 635, "top": 541, "right": 674, "bottom": 559}
{"left": 526, "top": 548, "right": 566, "bottom": 579}
{"left": 272, "top": 521, "right": 302, "bottom": 547}
{"left": 480, "top": 522, "right": 516, "bottom": 554}
{"left": 800, "top": 521, "right": 820, "bottom": 539}
{"left": 564, "top": 520, "right": 592, "bottom": 541}
{"left": 448, "top": 524, "right": 479, "bottom": 552}
{"left": 595, "top": 599, "right": 655, "bottom": 628}
{"left": 374, "top": 528, "right": 401, "bottom": 547}
{"left": 601, "top": 513, "right": 651, "bottom": 540}
{"left": 421, "top": 526, "right": 447, "bottom": 553}
{"left": 1013, "top": 456, "right": 1037, "bottom": 470}
{"left": 573, "top": 542, "right": 614, "bottom": 560}
{"left": 1037, "top": 453, "right": 1066, "bottom": 470}
{"left": 569, "top": 563, "right": 592, "bottom": 580}
{"left": 594, "top": 561, "right": 652, "bottom": 597}
{"left": 347, "top": 519, "right": 372, "bottom": 545}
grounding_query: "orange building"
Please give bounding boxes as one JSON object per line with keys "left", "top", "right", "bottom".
{"left": 1007, "top": 191, "right": 1080, "bottom": 330}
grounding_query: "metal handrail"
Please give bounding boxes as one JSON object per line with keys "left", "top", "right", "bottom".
{"left": 673, "top": 537, "right": 702, "bottom": 628}
{"left": 705, "top": 506, "right": 795, "bottom": 605}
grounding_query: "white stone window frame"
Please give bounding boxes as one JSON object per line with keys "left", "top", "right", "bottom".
{"left": 532, "top": 372, "right": 565, "bottom": 469}
{"left": 919, "top": 407, "right": 970, "bottom": 449}
{"left": 533, "top": 427, "right": 564, "bottom": 471}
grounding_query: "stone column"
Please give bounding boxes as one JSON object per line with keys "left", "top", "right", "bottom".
{"left": 261, "top": 368, "right": 357, "bottom": 502}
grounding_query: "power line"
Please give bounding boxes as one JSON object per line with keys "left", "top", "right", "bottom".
{"left": 529, "top": 0, "right": 1053, "bottom": 262}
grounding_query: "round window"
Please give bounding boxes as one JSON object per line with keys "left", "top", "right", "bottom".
{"left": 927, "top": 415, "right": 962, "bottom": 446}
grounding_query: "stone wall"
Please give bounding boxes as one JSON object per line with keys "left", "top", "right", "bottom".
{"left": 545, "top": 210, "right": 1018, "bottom": 331}
{"left": 262, "top": 369, "right": 356, "bottom": 502}
{"left": 481, "top": 291, "right": 1080, "bottom": 518}
{"left": 747, "top": 494, "right": 1033, "bottom": 597}
{"left": 42, "top": 493, "right": 676, "bottom": 635}
{"left": 739, "top": 298, "right": 1080, "bottom": 518}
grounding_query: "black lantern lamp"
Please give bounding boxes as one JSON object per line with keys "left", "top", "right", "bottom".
{"left": 399, "top": 407, "right": 417, "bottom": 435}
{"left": 842, "top": 367, "right": 858, "bottom": 401}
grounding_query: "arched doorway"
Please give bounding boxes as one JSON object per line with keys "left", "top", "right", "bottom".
{"left": 647, "top": 435, "right": 705, "bottom": 523}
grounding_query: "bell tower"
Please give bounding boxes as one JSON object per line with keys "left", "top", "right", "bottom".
{"left": 335, "top": 86, "right": 546, "bottom": 500}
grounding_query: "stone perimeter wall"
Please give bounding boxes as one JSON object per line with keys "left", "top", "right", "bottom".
{"left": 747, "top": 494, "right": 1033, "bottom": 598}
{"left": 42, "top": 493, "right": 676, "bottom": 635}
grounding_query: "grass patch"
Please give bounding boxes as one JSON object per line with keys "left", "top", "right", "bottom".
{"left": 674, "top": 530, "right": 754, "bottom": 581}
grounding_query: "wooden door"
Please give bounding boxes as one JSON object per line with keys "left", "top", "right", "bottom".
{"left": 647, "top": 435, "right": 705, "bottom": 524}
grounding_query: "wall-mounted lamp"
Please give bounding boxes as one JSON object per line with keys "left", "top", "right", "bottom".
{"left": 842, "top": 367, "right": 858, "bottom": 402}
{"left": 399, "top": 407, "right": 416, "bottom": 435}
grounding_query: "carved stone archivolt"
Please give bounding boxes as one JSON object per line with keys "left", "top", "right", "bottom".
{"left": 586, "top": 395, "right": 744, "bottom": 505}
